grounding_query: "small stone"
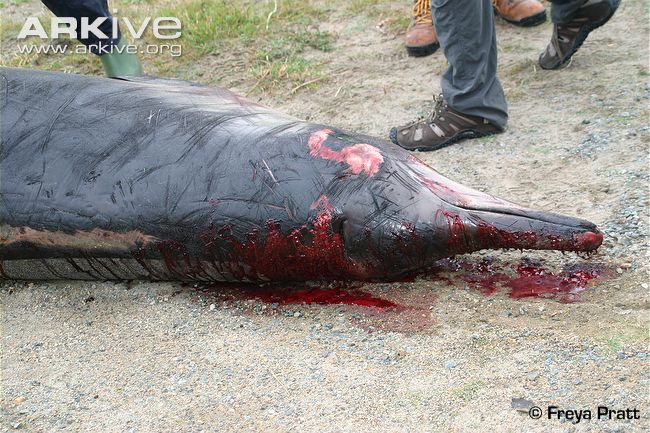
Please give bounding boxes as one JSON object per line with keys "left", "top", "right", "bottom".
{"left": 527, "top": 372, "right": 540, "bottom": 381}
{"left": 13, "top": 396, "right": 26, "bottom": 405}
{"left": 511, "top": 397, "right": 534, "bottom": 411}
{"left": 91, "top": 284, "right": 97, "bottom": 289}
{"left": 209, "top": 304, "right": 215, "bottom": 311}
{"left": 293, "top": 311, "right": 302, "bottom": 318}
{"left": 444, "top": 360, "right": 457, "bottom": 369}
{"left": 98, "top": 345, "right": 105, "bottom": 352}
{"left": 641, "top": 283, "right": 648, "bottom": 290}
{"left": 616, "top": 268, "right": 623, "bottom": 274}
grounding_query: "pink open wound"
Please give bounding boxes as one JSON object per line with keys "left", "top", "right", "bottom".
{"left": 308, "top": 129, "right": 384, "bottom": 176}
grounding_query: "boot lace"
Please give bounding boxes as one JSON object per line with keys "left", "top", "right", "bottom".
{"left": 425, "top": 93, "right": 447, "bottom": 123}
{"left": 412, "top": 0, "right": 433, "bottom": 25}
{"left": 404, "top": 94, "right": 447, "bottom": 128}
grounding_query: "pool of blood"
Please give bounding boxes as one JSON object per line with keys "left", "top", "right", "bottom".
{"left": 202, "top": 258, "right": 603, "bottom": 312}
{"left": 202, "top": 282, "right": 398, "bottom": 309}
{"left": 195, "top": 257, "right": 606, "bottom": 334}
{"left": 200, "top": 281, "right": 439, "bottom": 333}
{"left": 438, "top": 258, "right": 603, "bottom": 303}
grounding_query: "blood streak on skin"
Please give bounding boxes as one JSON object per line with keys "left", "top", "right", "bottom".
{"left": 420, "top": 177, "right": 458, "bottom": 195}
{"left": 212, "top": 209, "right": 370, "bottom": 281}
{"left": 433, "top": 212, "right": 602, "bottom": 255}
{"left": 310, "top": 194, "right": 335, "bottom": 212}
{"left": 308, "top": 128, "right": 384, "bottom": 176}
{"left": 438, "top": 210, "right": 469, "bottom": 254}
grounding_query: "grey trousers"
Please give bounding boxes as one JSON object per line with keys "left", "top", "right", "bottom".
{"left": 431, "top": 0, "right": 508, "bottom": 128}
{"left": 430, "top": 0, "right": 587, "bottom": 129}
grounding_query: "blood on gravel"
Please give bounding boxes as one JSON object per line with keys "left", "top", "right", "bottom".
{"left": 205, "top": 283, "right": 398, "bottom": 309}
{"left": 452, "top": 259, "right": 602, "bottom": 303}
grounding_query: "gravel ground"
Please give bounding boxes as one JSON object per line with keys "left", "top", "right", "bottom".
{"left": 2, "top": 0, "right": 649, "bottom": 432}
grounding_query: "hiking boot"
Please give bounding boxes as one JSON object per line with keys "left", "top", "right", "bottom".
{"left": 493, "top": 0, "right": 547, "bottom": 27}
{"left": 539, "top": 0, "right": 620, "bottom": 70}
{"left": 405, "top": 0, "right": 439, "bottom": 57}
{"left": 389, "top": 95, "right": 504, "bottom": 152}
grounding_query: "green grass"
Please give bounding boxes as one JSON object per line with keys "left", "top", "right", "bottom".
{"left": 1, "top": 0, "right": 336, "bottom": 94}
{"left": 348, "top": 0, "right": 383, "bottom": 14}
{"left": 0, "top": 0, "right": 30, "bottom": 7}
{"left": 248, "top": 27, "right": 333, "bottom": 91}
{"left": 162, "top": 1, "right": 264, "bottom": 55}
{"left": 596, "top": 327, "right": 649, "bottom": 355}
{"left": 384, "top": 15, "right": 410, "bottom": 34}
{"left": 154, "top": 0, "right": 334, "bottom": 91}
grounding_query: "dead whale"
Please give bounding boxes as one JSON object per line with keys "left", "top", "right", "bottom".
{"left": 0, "top": 68, "right": 603, "bottom": 281}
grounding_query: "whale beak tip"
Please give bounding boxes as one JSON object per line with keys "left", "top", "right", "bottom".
{"left": 574, "top": 230, "right": 604, "bottom": 252}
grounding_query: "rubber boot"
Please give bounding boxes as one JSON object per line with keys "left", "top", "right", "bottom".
{"left": 100, "top": 37, "right": 143, "bottom": 78}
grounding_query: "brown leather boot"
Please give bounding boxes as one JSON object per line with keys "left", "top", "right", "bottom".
{"left": 493, "top": 0, "right": 547, "bottom": 27}
{"left": 405, "top": 0, "right": 439, "bottom": 57}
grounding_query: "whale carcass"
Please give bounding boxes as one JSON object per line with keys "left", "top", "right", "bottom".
{"left": 0, "top": 68, "right": 603, "bottom": 281}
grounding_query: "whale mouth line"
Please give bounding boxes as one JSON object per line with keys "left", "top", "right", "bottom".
{"left": 457, "top": 205, "right": 598, "bottom": 232}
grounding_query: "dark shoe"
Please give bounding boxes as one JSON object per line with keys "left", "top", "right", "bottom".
{"left": 539, "top": 0, "right": 620, "bottom": 70}
{"left": 390, "top": 95, "right": 504, "bottom": 152}
{"left": 493, "top": 0, "right": 547, "bottom": 27}
{"left": 405, "top": 0, "right": 439, "bottom": 57}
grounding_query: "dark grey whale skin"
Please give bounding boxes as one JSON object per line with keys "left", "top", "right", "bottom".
{"left": 0, "top": 68, "right": 602, "bottom": 282}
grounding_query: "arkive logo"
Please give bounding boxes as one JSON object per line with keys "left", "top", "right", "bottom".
{"left": 17, "top": 16, "right": 181, "bottom": 40}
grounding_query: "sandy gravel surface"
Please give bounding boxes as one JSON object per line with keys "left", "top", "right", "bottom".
{"left": 2, "top": 0, "right": 648, "bottom": 432}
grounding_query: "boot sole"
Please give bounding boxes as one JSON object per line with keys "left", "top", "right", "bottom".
{"left": 406, "top": 42, "right": 440, "bottom": 57}
{"left": 539, "top": 0, "right": 621, "bottom": 70}
{"left": 392, "top": 128, "right": 503, "bottom": 152}
{"left": 497, "top": 9, "right": 547, "bottom": 27}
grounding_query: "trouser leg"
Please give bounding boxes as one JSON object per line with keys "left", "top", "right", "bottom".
{"left": 550, "top": 0, "right": 588, "bottom": 24}
{"left": 40, "top": 0, "right": 120, "bottom": 54}
{"left": 431, "top": 0, "right": 508, "bottom": 128}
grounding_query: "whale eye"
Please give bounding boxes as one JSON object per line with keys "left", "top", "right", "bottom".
{"left": 330, "top": 215, "right": 347, "bottom": 239}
